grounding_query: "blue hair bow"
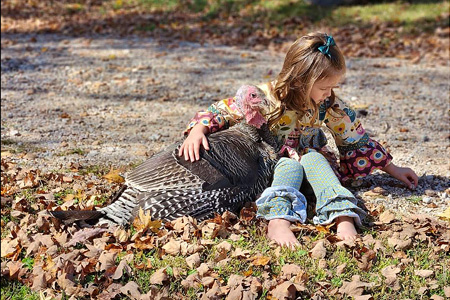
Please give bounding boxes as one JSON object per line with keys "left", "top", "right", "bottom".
{"left": 318, "top": 34, "right": 336, "bottom": 58}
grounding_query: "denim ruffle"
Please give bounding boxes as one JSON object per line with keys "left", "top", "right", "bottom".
{"left": 255, "top": 186, "right": 307, "bottom": 223}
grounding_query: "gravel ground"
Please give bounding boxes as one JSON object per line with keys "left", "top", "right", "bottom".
{"left": 1, "top": 33, "right": 449, "bottom": 219}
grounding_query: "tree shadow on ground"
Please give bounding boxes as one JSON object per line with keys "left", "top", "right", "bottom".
{"left": 1, "top": 0, "right": 446, "bottom": 45}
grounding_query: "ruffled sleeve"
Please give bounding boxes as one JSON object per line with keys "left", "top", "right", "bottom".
{"left": 183, "top": 97, "right": 244, "bottom": 135}
{"left": 323, "top": 97, "right": 392, "bottom": 181}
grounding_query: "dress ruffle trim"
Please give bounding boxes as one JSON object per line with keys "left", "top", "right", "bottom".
{"left": 255, "top": 186, "right": 307, "bottom": 223}
{"left": 313, "top": 185, "right": 366, "bottom": 226}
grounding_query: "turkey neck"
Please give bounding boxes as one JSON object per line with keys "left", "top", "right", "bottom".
{"left": 236, "top": 122, "right": 280, "bottom": 152}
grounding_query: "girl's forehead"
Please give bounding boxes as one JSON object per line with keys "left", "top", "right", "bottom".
{"left": 316, "top": 75, "right": 343, "bottom": 86}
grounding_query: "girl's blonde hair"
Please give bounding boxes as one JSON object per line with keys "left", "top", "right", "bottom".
{"left": 268, "top": 32, "right": 346, "bottom": 127}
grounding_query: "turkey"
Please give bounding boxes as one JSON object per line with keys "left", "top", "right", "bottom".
{"left": 50, "top": 85, "right": 279, "bottom": 226}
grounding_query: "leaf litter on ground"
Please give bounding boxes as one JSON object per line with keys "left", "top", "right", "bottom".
{"left": 1, "top": 154, "right": 449, "bottom": 299}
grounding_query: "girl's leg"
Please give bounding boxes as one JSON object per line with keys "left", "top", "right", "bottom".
{"left": 300, "top": 151, "right": 366, "bottom": 240}
{"left": 256, "top": 157, "right": 307, "bottom": 247}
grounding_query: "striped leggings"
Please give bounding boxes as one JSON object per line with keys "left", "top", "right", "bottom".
{"left": 256, "top": 152, "right": 365, "bottom": 226}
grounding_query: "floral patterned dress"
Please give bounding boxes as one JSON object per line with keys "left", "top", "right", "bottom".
{"left": 185, "top": 83, "right": 392, "bottom": 183}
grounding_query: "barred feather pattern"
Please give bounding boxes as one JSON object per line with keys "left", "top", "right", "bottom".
{"left": 49, "top": 85, "right": 279, "bottom": 226}
{"left": 95, "top": 122, "right": 278, "bottom": 225}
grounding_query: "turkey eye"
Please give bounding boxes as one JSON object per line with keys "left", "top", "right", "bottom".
{"left": 250, "top": 93, "right": 256, "bottom": 98}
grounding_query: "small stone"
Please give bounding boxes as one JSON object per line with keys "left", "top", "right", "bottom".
{"left": 149, "top": 133, "right": 161, "bottom": 141}
{"left": 24, "top": 153, "right": 37, "bottom": 160}
{"left": 422, "top": 135, "right": 430, "bottom": 142}
{"left": 425, "top": 189, "right": 437, "bottom": 197}
{"left": 9, "top": 130, "right": 20, "bottom": 136}
{"left": 422, "top": 196, "right": 432, "bottom": 204}
{"left": 372, "top": 187, "right": 388, "bottom": 195}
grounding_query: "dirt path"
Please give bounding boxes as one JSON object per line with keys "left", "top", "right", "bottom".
{"left": 1, "top": 33, "right": 449, "bottom": 218}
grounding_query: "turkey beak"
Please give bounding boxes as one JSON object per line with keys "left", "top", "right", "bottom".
{"left": 256, "top": 96, "right": 270, "bottom": 117}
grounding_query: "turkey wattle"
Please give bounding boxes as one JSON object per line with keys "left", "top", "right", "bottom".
{"left": 50, "top": 85, "right": 279, "bottom": 225}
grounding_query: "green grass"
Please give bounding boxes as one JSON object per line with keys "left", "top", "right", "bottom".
{"left": 131, "top": 0, "right": 448, "bottom": 32}
{"left": 77, "top": 164, "right": 110, "bottom": 176}
{"left": 0, "top": 277, "right": 39, "bottom": 300}
{"left": 327, "top": 2, "right": 448, "bottom": 32}
{"left": 115, "top": 223, "right": 449, "bottom": 298}
{"left": 56, "top": 148, "right": 86, "bottom": 157}
{"left": 53, "top": 188, "right": 75, "bottom": 205}
{"left": 406, "top": 195, "right": 422, "bottom": 204}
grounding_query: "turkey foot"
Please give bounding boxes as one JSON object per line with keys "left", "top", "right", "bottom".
{"left": 267, "top": 218, "right": 300, "bottom": 249}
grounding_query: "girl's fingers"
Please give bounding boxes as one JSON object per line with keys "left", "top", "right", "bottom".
{"left": 188, "top": 144, "right": 195, "bottom": 162}
{"left": 202, "top": 136, "right": 210, "bottom": 151}
{"left": 408, "top": 174, "right": 418, "bottom": 188}
{"left": 411, "top": 172, "right": 419, "bottom": 187}
{"left": 403, "top": 175, "right": 415, "bottom": 189}
{"left": 178, "top": 143, "right": 185, "bottom": 156}
{"left": 184, "top": 146, "right": 190, "bottom": 161}
{"left": 194, "top": 142, "right": 200, "bottom": 161}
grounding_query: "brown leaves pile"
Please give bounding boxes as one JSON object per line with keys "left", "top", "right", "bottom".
{"left": 1, "top": 0, "right": 449, "bottom": 64}
{"left": 2, "top": 152, "right": 450, "bottom": 299}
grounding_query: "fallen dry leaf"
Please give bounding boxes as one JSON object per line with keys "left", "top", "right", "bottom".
{"left": 437, "top": 206, "right": 450, "bottom": 221}
{"left": 281, "top": 264, "right": 303, "bottom": 280}
{"left": 339, "top": 275, "right": 374, "bottom": 297}
{"left": 113, "top": 227, "right": 130, "bottom": 243}
{"left": 387, "top": 237, "right": 412, "bottom": 251}
{"left": 65, "top": 227, "right": 107, "bottom": 247}
{"left": 336, "top": 263, "right": 347, "bottom": 275}
{"left": 381, "top": 265, "right": 401, "bottom": 289}
{"left": 196, "top": 263, "right": 210, "bottom": 276}
{"left": 186, "top": 252, "right": 201, "bottom": 269}
{"left": 378, "top": 210, "right": 396, "bottom": 224}
{"left": 249, "top": 255, "right": 270, "bottom": 266}
{"left": 98, "top": 251, "right": 117, "bottom": 272}
{"left": 102, "top": 168, "right": 125, "bottom": 183}
{"left": 357, "top": 249, "right": 376, "bottom": 271}
{"left": 120, "top": 281, "right": 141, "bottom": 300}
{"left": 112, "top": 259, "right": 131, "bottom": 280}
{"left": 270, "top": 281, "right": 304, "bottom": 300}
{"left": 414, "top": 269, "right": 434, "bottom": 278}
{"left": 181, "top": 273, "right": 201, "bottom": 289}
{"left": 1, "top": 239, "right": 20, "bottom": 259}
{"left": 150, "top": 268, "right": 168, "bottom": 285}
{"left": 162, "top": 239, "right": 181, "bottom": 256}
{"left": 310, "top": 240, "right": 327, "bottom": 259}
{"left": 444, "top": 286, "right": 450, "bottom": 297}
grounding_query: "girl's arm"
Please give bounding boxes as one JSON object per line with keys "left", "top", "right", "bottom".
{"left": 324, "top": 97, "right": 418, "bottom": 187}
{"left": 178, "top": 123, "right": 210, "bottom": 162}
{"left": 382, "top": 162, "right": 418, "bottom": 189}
{"left": 179, "top": 96, "right": 244, "bottom": 162}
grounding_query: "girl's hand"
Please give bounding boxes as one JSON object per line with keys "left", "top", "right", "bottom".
{"left": 382, "top": 163, "right": 419, "bottom": 189}
{"left": 178, "top": 124, "right": 210, "bottom": 162}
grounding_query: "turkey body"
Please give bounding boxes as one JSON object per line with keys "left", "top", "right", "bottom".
{"left": 52, "top": 122, "right": 279, "bottom": 226}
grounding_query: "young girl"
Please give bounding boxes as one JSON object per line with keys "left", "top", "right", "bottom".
{"left": 179, "top": 32, "right": 418, "bottom": 247}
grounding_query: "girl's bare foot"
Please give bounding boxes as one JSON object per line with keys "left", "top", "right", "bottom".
{"left": 267, "top": 218, "right": 300, "bottom": 248}
{"left": 335, "top": 216, "right": 358, "bottom": 240}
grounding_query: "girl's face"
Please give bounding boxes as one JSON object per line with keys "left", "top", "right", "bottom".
{"left": 310, "top": 74, "right": 343, "bottom": 104}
